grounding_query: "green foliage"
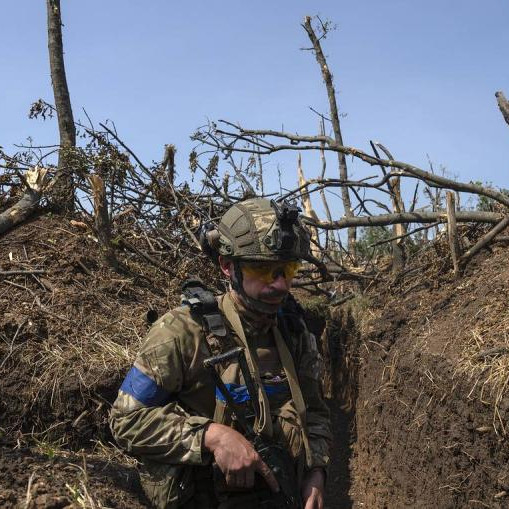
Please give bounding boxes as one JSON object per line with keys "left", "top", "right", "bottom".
{"left": 33, "top": 437, "right": 62, "bottom": 460}
{"left": 471, "top": 181, "right": 509, "bottom": 211}
{"left": 355, "top": 226, "right": 393, "bottom": 260}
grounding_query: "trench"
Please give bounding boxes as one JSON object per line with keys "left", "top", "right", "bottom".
{"left": 0, "top": 294, "right": 362, "bottom": 508}
{"left": 313, "top": 275, "right": 509, "bottom": 509}
{"left": 303, "top": 301, "right": 358, "bottom": 509}
{"left": 323, "top": 405, "right": 355, "bottom": 508}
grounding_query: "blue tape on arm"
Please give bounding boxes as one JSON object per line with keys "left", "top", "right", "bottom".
{"left": 120, "top": 366, "right": 171, "bottom": 407}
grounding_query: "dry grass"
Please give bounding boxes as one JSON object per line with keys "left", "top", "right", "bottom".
{"left": 0, "top": 213, "right": 221, "bottom": 444}
{"left": 64, "top": 462, "right": 105, "bottom": 509}
{"left": 23, "top": 459, "right": 106, "bottom": 509}
{"left": 90, "top": 439, "right": 139, "bottom": 468}
{"left": 26, "top": 315, "right": 144, "bottom": 407}
{"left": 455, "top": 318, "right": 509, "bottom": 434}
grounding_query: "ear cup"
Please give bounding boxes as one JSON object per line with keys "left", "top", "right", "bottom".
{"left": 198, "top": 224, "right": 220, "bottom": 263}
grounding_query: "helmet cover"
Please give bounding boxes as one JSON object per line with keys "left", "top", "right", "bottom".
{"left": 213, "top": 198, "right": 310, "bottom": 262}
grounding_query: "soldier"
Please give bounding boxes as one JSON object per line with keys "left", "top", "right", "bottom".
{"left": 110, "top": 198, "right": 332, "bottom": 508}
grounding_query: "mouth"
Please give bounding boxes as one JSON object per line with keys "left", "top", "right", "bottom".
{"left": 259, "top": 290, "right": 287, "bottom": 303}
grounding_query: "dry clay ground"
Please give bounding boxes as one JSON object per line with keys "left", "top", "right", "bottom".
{"left": 1, "top": 212, "right": 508, "bottom": 508}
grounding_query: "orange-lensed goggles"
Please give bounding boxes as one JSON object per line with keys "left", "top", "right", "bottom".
{"left": 240, "top": 261, "right": 301, "bottom": 283}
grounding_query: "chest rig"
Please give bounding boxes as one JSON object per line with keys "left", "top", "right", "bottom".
{"left": 181, "top": 279, "right": 309, "bottom": 440}
{"left": 181, "top": 278, "right": 305, "bottom": 354}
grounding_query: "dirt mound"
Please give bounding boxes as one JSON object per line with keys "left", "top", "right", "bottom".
{"left": 349, "top": 235, "right": 509, "bottom": 507}
{"left": 0, "top": 444, "right": 148, "bottom": 508}
{"left": 0, "top": 212, "right": 218, "bottom": 444}
{"left": 0, "top": 212, "right": 222, "bottom": 505}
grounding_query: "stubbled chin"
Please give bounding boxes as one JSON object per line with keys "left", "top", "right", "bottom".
{"left": 259, "top": 297, "right": 286, "bottom": 312}
{"left": 260, "top": 290, "right": 288, "bottom": 302}
{"left": 233, "top": 290, "right": 285, "bottom": 315}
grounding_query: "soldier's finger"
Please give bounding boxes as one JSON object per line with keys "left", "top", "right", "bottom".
{"left": 225, "top": 471, "right": 236, "bottom": 487}
{"left": 255, "top": 459, "right": 280, "bottom": 493}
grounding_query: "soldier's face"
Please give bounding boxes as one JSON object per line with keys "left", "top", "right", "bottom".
{"left": 219, "top": 257, "right": 293, "bottom": 309}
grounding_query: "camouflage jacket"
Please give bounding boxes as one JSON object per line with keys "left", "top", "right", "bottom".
{"left": 109, "top": 291, "right": 331, "bottom": 503}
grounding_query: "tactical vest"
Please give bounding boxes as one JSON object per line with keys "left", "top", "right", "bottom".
{"left": 181, "top": 279, "right": 312, "bottom": 466}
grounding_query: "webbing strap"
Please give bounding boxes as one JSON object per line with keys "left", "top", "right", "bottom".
{"left": 221, "top": 294, "right": 274, "bottom": 437}
{"left": 272, "top": 325, "right": 312, "bottom": 466}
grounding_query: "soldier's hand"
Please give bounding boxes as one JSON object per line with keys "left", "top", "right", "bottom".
{"left": 203, "top": 422, "right": 279, "bottom": 492}
{"left": 301, "top": 468, "right": 325, "bottom": 509}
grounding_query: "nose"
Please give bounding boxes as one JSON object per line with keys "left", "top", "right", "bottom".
{"left": 270, "top": 274, "right": 290, "bottom": 292}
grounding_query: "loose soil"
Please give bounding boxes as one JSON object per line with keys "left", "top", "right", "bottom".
{"left": 0, "top": 444, "right": 148, "bottom": 508}
{"left": 2, "top": 212, "right": 509, "bottom": 508}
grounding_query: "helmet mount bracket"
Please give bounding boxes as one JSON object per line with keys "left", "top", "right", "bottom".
{"left": 268, "top": 199, "right": 300, "bottom": 254}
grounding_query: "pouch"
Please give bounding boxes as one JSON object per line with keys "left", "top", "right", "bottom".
{"left": 139, "top": 462, "right": 194, "bottom": 509}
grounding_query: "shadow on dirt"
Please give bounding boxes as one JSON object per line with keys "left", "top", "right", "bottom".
{"left": 324, "top": 404, "right": 355, "bottom": 509}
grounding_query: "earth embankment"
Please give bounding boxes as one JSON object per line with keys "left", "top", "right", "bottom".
{"left": 2, "top": 212, "right": 509, "bottom": 508}
{"left": 348, "top": 239, "right": 509, "bottom": 507}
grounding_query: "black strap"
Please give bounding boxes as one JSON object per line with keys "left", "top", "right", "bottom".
{"left": 277, "top": 294, "right": 306, "bottom": 362}
{"left": 279, "top": 294, "right": 305, "bottom": 333}
{"left": 181, "top": 278, "right": 227, "bottom": 337}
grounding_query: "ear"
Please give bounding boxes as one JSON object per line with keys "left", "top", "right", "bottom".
{"left": 218, "top": 256, "right": 234, "bottom": 278}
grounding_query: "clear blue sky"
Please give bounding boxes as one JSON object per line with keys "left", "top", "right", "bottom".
{"left": 2, "top": 1, "right": 509, "bottom": 210}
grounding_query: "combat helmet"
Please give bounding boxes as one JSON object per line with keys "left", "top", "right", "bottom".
{"left": 202, "top": 198, "right": 310, "bottom": 263}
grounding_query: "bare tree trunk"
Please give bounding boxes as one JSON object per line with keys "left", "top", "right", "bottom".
{"left": 446, "top": 192, "right": 460, "bottom": 276}
{"left": 297, "top": 153, "right": 321, "bottom": 257}
{"left": 496, "top": 91, "right": 509, "bottom": 127}
{"left": 390, "top": 176, "right": 406, "bottom": 272}
{"left": 0, "top": 168, "right": 47, "bottom": 235}
{"left": 306, "top": 210, "right": 503, "bottom": 230}
{"left": 370, "top": 142, "right": 407, "bottom": 272}
{"left": 319, "top": 118, "right": 341, "bottom": 256}
{"left": 303, "top": 16, "right": 356, "bottom": 260}
{"left": 89, "top": 175, "right": 119, "bottom": 270}
{"left": 47, "top": 0, "right": 76, "bottom": 212}
{"left": 161, "top": 144, "right": 176, "bottom": 186}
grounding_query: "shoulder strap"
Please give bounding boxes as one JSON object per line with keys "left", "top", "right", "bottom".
{"left": 182, "top": 282, "right": 238, "bottom": 426}
{"left": 272, "top": 325, "right": 312, "bottom": 467}
{"left": 279, "top": 294, "right": 305, "bottom": 333}
{"left": 277, "top": 294, "right": 307, "bottom": 363}
{"left": 221, "top": 293, "right": 274, "bottom": 438}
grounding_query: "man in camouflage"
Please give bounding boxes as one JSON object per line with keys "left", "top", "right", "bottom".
{"left": 110, "top": 198, "right": 332, "bottom": 508}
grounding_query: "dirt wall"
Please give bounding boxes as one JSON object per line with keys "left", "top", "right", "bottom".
{"left": 348, "top": 244, "right": 509, "bottom": 508}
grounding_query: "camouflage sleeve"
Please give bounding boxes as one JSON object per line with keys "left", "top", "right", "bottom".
{"left": 298, "top": 326, "right": 332, "bottom": 471}
{"left": 109, "top": 309, "right": 212, "bottom": 465}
